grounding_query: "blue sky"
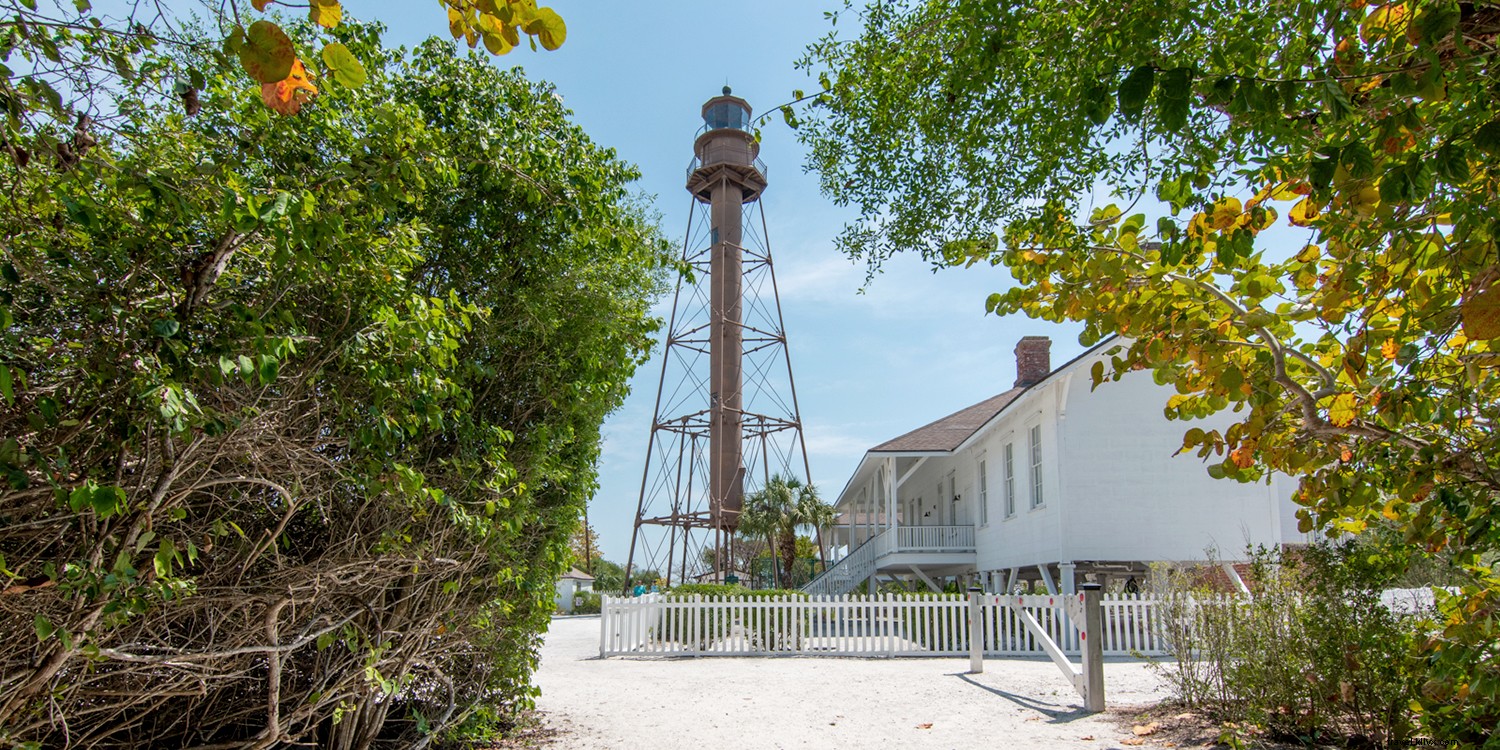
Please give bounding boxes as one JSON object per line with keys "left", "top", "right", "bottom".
{"left": 358, "top": 1, "right": 1088, "bottom": 563}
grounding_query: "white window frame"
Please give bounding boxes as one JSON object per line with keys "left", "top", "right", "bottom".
{"left": 1029, "top": 423, "right": 1045, "bottom": 510}
{"left": 977, "top": 457, "right": 989, "bottom": 527}
{"left": 1003, "top": 442, "right": 1016, "bottom": 518}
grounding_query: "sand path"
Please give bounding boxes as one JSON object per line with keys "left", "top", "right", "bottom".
{"left": 533, "top": 615, "right": 1173, "bottom": 749}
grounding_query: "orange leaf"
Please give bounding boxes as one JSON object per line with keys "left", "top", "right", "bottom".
{"left": 1230, "top": 446, "right": 1255, "bottom": 469}
{"left": 1380, "top": 339, "right": 1397, "bottom": 359}
{"left": 260, "top": 59, "right": 319, "bottom": 116}
{"left": 1133, "top": 722, "right": 1161, "bottom": 736}
{"left": 252, "top": 0, "right": 272, "bottom": 9}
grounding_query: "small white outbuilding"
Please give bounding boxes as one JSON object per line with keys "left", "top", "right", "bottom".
{"left": 555, "top": 568, "right": 595, "bottom": 614}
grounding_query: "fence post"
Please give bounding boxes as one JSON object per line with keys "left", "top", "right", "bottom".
{"left": 1080, "top": 582, "right": 1105, "bottom": 711}
{"left": 599, "top": 595, "right": 608, "bottom": 658}
{"left": 967, "top": 585, "right": 983, "bottom": 674}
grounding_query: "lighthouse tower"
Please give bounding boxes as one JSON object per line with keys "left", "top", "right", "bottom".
{"left": 623, "top": 89, "right": 811, "bottom": 588}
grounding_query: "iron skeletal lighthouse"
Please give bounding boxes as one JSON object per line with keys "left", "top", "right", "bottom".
{"left": 623, "top": 89, "right": 812, "bottom": 588}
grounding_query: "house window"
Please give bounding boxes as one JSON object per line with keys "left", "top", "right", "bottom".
{"left": 1029, "top": 424, "right": 1044, "bottom": 509}
{"left": 1003, "top": 443, "right": 1016, "bottom": 518}
{"left": 978, "top": 460, "right": 989, "bottom": 526}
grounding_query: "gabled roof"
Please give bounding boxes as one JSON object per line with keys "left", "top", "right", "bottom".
{"left": 561, "top": 567, "right": 595, "bottom": 581}
{"left": 870, "top": 389, "right": 1024, "bottom": 453}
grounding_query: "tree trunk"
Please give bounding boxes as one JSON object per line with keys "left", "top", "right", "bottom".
{"left": 778, "top": 527, "right": 796, "bottom": 590}
{"left": 765, "top": 533, "right": 780, "bottom": 588}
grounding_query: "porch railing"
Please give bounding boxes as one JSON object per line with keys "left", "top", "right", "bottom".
{"left": 895, "top": 525, "right": 975, "bottom": 551}
{"left": 802, "top": 525, "right": 975, "bottom": 597}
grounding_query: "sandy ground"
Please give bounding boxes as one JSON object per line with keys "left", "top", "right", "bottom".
{"left": 533, "top": 615, "right": 1176, "bottom": 749}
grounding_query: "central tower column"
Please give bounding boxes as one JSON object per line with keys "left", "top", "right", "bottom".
{"left": 689, "top": 88, "right": 765, "bottom": 533}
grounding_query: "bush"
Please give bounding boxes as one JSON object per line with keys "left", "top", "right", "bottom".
{"left": 666, "top": 584, "right": 808, "bottom": 599}
{"left": 1151, "top": 543, "right": 1422, "bottom": 746}
{"left": 572, "top": 592, "right": 601, "bottom": 615}
{"left": 0, "top": 24, "right": 668, "bottom": 749}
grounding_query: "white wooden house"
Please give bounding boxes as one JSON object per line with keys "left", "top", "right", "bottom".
{"left": 555, "top": 567, "right": 596, "bottom": 614}
{"left": 807, "top": 336, "right": 1307, "bottom": 597}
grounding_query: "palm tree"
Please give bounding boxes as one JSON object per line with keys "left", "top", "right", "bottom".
{"left": 740, "top": 475, "right": 834, "bottom": 589}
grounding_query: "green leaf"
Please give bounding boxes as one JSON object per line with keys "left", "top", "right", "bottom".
{"left": 1474, "top": 120, "right": 1500, "bottom": 157}
{"left": 1117, "top": 65, "right": 1155, "bottom": 121}
{"left": 321, "top": 42, "right": 367, "bottom": 88}
{"left": 259, "top": 356, "right": 279, "bottom": 385}
{"left": 152, "top": 318, "right": 180, "bottom": 338}
{"left": 1309, "top": 151, "right": 1337, "bottom": 191}
{"left": 1341, "top": 141, "right": 1374, "bottom": 179}
{"left": 1412, "top": 4, "right": 1459, "bottom": 47}
{"left": 92, "top": 486, "right": 124, "bottom": 518}
{"left": 0, "top": 364, "right": 12, "bottom": 405}
{"left": 222, "top": 25, "right": 246, "bottom": 57}
{"left": 1082, "top": 82, "right": 1114, "bottom": 126}
{"left": 1156, "top": 67, "right": 1193, "bottom": 132}
{"left": 1320, "top": 77, "right": 1352, "bottom": 121}
{"left": 239, "top": 20, "right": 295, "bottom": 84}
{"left": 1435, "top": 143, "right": 1470, "bottom": 184}
{"left": 154, "top": 539, "right": 178, "bottom": 577}
{"left": 260, "top": 191, "right": 292, "bottom": 220}
{"left": 1204, "top": 76, "right": 1236, "bottom": 106}
{"left": 33, "top": 614, "right": 55, "bottom": 642}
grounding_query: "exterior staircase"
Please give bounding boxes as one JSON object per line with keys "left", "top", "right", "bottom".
{"left": 802, "top": 528, "right": 894, "bottom": 597}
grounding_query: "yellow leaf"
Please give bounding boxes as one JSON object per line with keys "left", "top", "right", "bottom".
{"left": 308, "top": 0, "right": 342, "bottom": 29}
{"left": 1209, "top": 197, "right": 1243, "bottom": 230}
{"left": 1361, "top": 3, "right": 1410, "bottom": 43}
{"left": 1352, "top": 185, "right": 1381, "bottom": 216}
{"left": 1288, "top": 197, "right": 1322, "bottom": 227}
{"left": 482, "top": 31, "right": 513, "bottom": 55}
{"left": 1253, "top": 205, "right": 1277, "bottom": 231}
{"left": 529, "top": 7, "right": 566, "bottom": 50}
{"left": 1187, "top": 212, "right": 1210, "bottom": 239}
{"left": 1295, "top": 244, "right": 1321, "bottom": 263}
{"left": 447, "top": 7, "right": 465, "bottom": 38}
{"left": 1381, "top": 338, "right": 1397, "bottom": 359}
{"left": 1328, "top": 392, "right": 1358, "bottom": 428}
{"left": 1269, "top": 181, "right": 1309, "bottom": 201}
{"left": 1460, "top": 268, "right": 1500, "bottom": 341}
{"left": 260, "top": 58, "right": 318, "bottom": 116}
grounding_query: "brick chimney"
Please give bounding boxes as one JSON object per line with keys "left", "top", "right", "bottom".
{"left": 1013, "top": 336, "right": 1052, "bottom": 388}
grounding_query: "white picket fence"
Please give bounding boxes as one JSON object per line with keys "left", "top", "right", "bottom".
{"left": 599, "top": 593, "right": 1165, "bottom": 658}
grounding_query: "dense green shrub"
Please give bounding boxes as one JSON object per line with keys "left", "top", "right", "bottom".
{"left": 666, "top": 584, "right": 809, "bottom": 599}
{"left": 1152, "top": 544, "right": 1422, "bottom": 746}
{"left": 0, "top": 20, "right": 668, "bottom": 749}
{"left": 571, "top": 592, "right": 602, "bottom": 615}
